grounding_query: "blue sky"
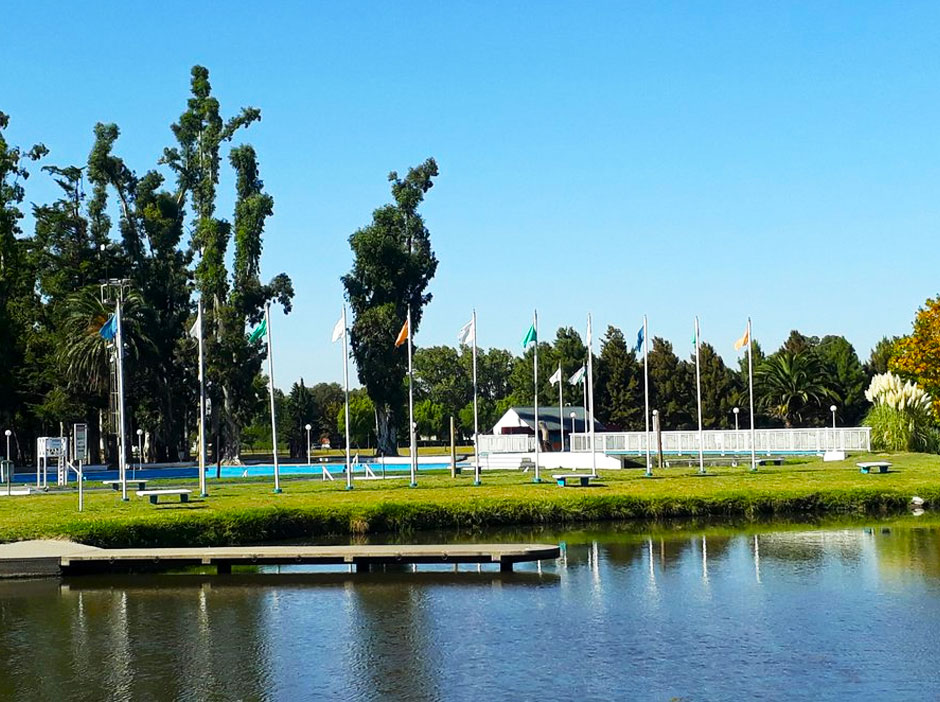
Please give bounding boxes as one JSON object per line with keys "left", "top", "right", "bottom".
{"left": 3, "top": 2, "right": 939, "bottom": 388}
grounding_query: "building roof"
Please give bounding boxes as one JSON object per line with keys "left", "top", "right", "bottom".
{"left": 503, "top": 406, "right": 605, "bottom": 434}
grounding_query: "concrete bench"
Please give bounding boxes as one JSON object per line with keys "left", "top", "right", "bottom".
{"left": 137, "top": 489, "right": 192, "bottom": 504}
{"left": 103, "top": 479, "right": 148, "bottom": 491}
{"left": 757, "top": 458, "right": 784, "bottom": 466}
{"left": 857, "top": 461, "right": 891, "bottom": 474}
{"left": 552, "top": 473, "right": 595, "bottom": 487}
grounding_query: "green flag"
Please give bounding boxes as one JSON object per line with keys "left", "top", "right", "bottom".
{"left": 249, "top": 318, "right": 267, "bottom": 343}
{"left": 521, "top": 323, "right": 537, "bottom": 349}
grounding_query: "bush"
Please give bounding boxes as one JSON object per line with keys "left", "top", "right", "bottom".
{"left": 864, "top": 373, "right": 939, "bottom": 452}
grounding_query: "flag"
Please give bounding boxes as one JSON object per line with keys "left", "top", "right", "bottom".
{"left": 331, "top": 315, "right": 345, "bottom": 343}
{"left": 248, "top": 318, "right": 267, "bottom": 343}
{"left": 568, "top": 365, "right": 586, "bottom": 385}
{"left": 521, "top": 323, "right": 536, "bottom": 349}
{"left": 394, "top": 318, "right": 409, "bottom": 348}
{"left": 457, "top": 318, "right": 474, "bottom": 345}
{"left": 99, "top": 314, "right": 117, "bottom": 341}
{"left": 734, "top": 326, "right": 750, "bottom": 352}
{"left": 549, "top": 367, "right": 562, "bottom": 385}
{"left": 189, "top": 307, "right": 202, "bottom": 340}
{"left": 635, "top": 326, "right": 644, "bottom": 354}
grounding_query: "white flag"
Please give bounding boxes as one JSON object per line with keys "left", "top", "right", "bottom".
{"left": 457, "top": 318, "right": 475, "bottom": 345}
{"left": 331, "top": 315, "right": 345, "bottom": 343}
{"left": 189, "top": 306, "right": 202, "bottom": 340}
{"left": 549, "top": 367, "right": 562, "bottom": 385}
{"left": 568, "top": 365, "right": 586, "bottom": 385}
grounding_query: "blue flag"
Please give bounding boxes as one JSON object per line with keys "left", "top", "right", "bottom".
{"left": 99, "top": 314, "right": 117, "bottom": 341}
{"left": 635, "top": 326, "right": 644, "bottom": 354}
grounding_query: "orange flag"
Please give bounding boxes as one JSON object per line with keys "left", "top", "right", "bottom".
{"left": 394, "top": 318, "right": 409, "bottom": 348}
{"left": 733, "top": 326, "right": 749, "bottom": 351}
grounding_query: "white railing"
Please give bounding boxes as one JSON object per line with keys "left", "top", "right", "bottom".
{"left": 569, "top": 427, "right": 871, "bottom": 455}
{"left": 478, "top": 435, "right": 537, "bottom": 455}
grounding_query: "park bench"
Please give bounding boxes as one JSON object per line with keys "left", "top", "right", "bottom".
{"left": 552, "top": 473, "right": 595, "bottom": 487}
{"left": 103, "top": 479, "right": 148, "bottom": 491}
{"left": 756, "top": 457, "right": 784, "bottom": 466}
{"left": 857, "top": 461, "right": 891, "bottom": 474}
{"left": 137, "top": 489, "right": 192, "bottom": 504}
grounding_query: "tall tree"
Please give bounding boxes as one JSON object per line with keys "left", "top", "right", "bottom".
{"left": 697, "top": 342, "right": 740, "bottom": 429}
{"left": 594, "top": 326, "right": 643, "bottom": 430}
{"left": 892, "top": 296, "right": 940, "bottom": 417}
{"left": 0, "top": 113, "right": 46, "bottom": 451}
{"left": 816, "top": 335, "right": 867, "bottom": 425}
{"left": 756, "top": 351, "right": 831, "bottom": 428}
{"left": 162, "top": 66, "right": 293, "bottom": 463}
{"left": 647, "top": 337, "right": 694, "bottom": 429}
{"left": 342, "top": 158, "right": 439, "bottom": 455}
{"left": 865, "top": 336, "right": 899, "bottom": 378}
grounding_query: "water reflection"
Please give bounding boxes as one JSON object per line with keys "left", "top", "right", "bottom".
{"left": 1, "top": 523, "right": 940, "bottom": 699}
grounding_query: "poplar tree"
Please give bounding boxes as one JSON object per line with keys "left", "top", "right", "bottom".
{"left": 343, "top": 158, "right": 439, "bottom": 455}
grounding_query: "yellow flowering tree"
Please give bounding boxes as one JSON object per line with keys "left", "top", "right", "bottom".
{"left": 892, "top": 296, "right": 940, "bottom": 418}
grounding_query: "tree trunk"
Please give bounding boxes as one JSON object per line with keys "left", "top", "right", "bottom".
{"left": 375, "top": 404, "right": 399, "bottom": 456}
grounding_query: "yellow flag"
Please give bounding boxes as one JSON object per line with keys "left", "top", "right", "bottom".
{"left": 733, "top": 326, "right": 749, "bottom": 351}
{"left": 394, "top": 318, "right": 409, "bottom": 348}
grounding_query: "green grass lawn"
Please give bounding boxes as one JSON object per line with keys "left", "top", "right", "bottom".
{"left": 1, "top": 452, "right": 936, "bottom": 547}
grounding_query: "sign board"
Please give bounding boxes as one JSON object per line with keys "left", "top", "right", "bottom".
{"left": 37, "top": 437, "right": 65, "bottom": 458}
{"left": 73, "top": 424, "right": 88, "bottom": 463}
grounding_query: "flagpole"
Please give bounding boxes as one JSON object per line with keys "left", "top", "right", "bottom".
{"left": 115, "top": 297, "right": 128, "bottom": 501}
{"left": 643, "top": 314, "right": 651, "bottom": 477}
{"left": 265, "top": 302, "right": 282, "bottom": 493}
{"left": 472, "top": 309, "right": 481, "bottom": 486}
{"left": 197, "top": 299, "right": 207, "bottom": 497}
{"left": 582, "top": 367, "right": 587, "bottom": 430}
{"left": 694, "top": 316, "right": 705, "bottom": 475}
{"left": 533, "top": 310, "right": 540, "bottom": 483}
{"left": 587, "top": 313, "right": 597, "bottom": 478}
{"left": 557, "top": 363, "right": 564, "bottom": 452}
{"left": 747, "top": 317, "right": 757, "bottom": 472}
{"left": 343, "top": 305, "right": 353, "bottom": 490}
{"left": 407, "top": 305, "right": 417, "bottom": 487}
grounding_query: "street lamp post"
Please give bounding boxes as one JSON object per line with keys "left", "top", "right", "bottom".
{"left": 830, "top": 405, "right": 837, "bottom": 430}
{"left": 733, "top": 407, "right": 740, "bottom": 453}
{"left": 4, "top": 429, "right": 10, "bottom": 495}
{"left": 136, "top": 429, "right": 143, "bottom": 479}
{"left": 305, "top": 423, "right": 312, "bottom": 466}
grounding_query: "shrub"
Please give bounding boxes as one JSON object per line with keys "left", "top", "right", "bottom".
{"left": 863, "top": 373, "right": 939, "bottom": 452}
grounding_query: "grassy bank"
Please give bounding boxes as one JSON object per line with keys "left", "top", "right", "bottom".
{"left": 1, "top": 452, "right": 937, "bottom": 547}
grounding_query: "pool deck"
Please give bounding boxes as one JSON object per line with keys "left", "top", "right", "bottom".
{"left": 0, "top": 540, "right": 561, "bottom": 578}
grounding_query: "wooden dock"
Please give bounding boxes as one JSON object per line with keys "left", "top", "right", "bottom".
{"left": 0, "top": 540, "right": 561, "bottom": 578}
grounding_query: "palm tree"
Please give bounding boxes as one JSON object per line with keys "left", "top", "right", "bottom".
{"left": 756, "top": 351, "right": 832, "bottom": 428}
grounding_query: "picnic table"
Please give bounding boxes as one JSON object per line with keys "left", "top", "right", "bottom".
{"left": 857, "top": 461, "right": 891, "bottom": 474}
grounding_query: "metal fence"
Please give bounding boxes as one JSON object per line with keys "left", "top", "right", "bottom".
{"left": 478, "top": 435, "right": 536, "bottom": 455}
{"left": 569, "top": 427, "right": 871, "bottom": 455}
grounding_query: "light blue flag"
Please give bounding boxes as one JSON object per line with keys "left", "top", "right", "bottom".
{"left": 635, "top": 326, "right": 644, "bottom": 354}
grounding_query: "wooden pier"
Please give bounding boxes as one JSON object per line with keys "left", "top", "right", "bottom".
{"left": 0, "top": 540, "right": 561, "bottom": 578}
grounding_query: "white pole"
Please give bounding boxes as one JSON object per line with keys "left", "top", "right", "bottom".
{"left": 115, "top": 297, "right": 129, "bottom": 501}
{"left": 533, "top": 310, "right": 540, "bottom": 483}
{"left": 343, "top": 305, "right": 353, "bottom": 491}
{"left": 197, "top": 298, "right": 207, "bottom": 497}
{"left": 587, "top": 313, "right": 597, "bottom": 478}
{"left": 557, "top": 363, "right": 564, "bottom": 452}
{"left": 695, "top": 316, "right": 704, "bottom": 475}
{"left": 472, "top": 309, "right": 481, "bottom": 486}
{"left": 643, "top": 315, "right": 651, "bottom": 477}
{"left": 407, "top": 305, "right": 417, "bottom": 487}
{"left": 265, "top": 302, "right": 282, "bottom": 493}
{"left": 748, "top": 317, "right": 757, "bottom": 472}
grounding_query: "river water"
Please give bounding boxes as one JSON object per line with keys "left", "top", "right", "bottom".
{"left": 1, "top": 519, "right": 939, "bottom": 701}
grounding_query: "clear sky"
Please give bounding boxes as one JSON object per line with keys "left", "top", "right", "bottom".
{"left": 3, "top": 2, "right": 939, "bottom": 389}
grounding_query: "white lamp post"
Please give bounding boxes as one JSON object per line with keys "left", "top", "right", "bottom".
{"left": 136, "top": 428, "right": 143, "bottom": 478}
{"left": 830, "top": 405, "right": 837, "bottom": 430}
{"left": 305, "top": 423, "right": 312, "bottom": 466}
{"left": 4, "top": 429, "right": 10, "bottom": 492}
{"left": 733, "top": 407, "right": 740, "bottom": 453}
